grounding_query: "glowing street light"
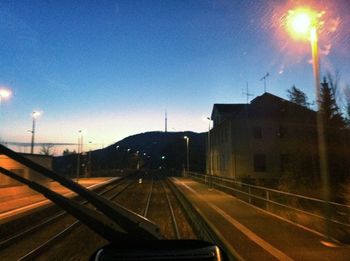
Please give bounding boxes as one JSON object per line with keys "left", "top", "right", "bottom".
{"left": 0, "top": 88, "right": 11, "bottom": 103}
{"left": 30, "top": 111, "right": 42, "bottom": 154}
{"left": 286, "top": 6, "right": 331, "bottom": 241}
{"left": 0, "top": 88, "right": 11, "bottom": 113}
{"left": 286, "top": 8, "right": 319, "bottom": 40}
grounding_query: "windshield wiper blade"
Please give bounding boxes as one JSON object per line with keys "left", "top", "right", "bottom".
{"left": 0, "top": 144, "right": 162, "bottom": 240}
{"left": 0, "top": 166, "right": 131, "bottom": 242}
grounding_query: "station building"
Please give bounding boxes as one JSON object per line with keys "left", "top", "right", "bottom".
{"left": 208, "top": 92, "right": 318, "bottom": 182}
{"left": 0, "top": 153, "right": 53, "bottom": 187}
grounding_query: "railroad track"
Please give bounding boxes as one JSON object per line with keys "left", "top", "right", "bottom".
{"left": 0, "top": 173, "right": 197, "bottom": 260}
{"left": 142, "top": 176, "right": 180, "bottom": 239}
{"left": 0, "top": 176, "right": 134, "bottom": 260}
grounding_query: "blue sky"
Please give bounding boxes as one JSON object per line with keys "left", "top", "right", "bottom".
{"left": 0, "top": 0, "right": 349, "bottom": 154}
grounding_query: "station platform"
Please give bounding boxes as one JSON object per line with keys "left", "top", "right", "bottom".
{"left": 171, "top": 177, "right": 350, "bottom": 261}
{"left": 0, "top": 177, "right": 116, "bottom": 223}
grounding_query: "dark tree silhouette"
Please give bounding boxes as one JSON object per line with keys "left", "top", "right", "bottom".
{"left": 287, "top": 85, "right": 309, "bottom": 108}
{"left": 320, "top": 76, "right": 345, "bottom": 128}
{"left": 40, "top": 144, "right": 54, "bottom": 156}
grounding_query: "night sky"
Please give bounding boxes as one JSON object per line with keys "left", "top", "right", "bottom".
{"left": 0, "top": 0, "right": 349, "bottom": 154}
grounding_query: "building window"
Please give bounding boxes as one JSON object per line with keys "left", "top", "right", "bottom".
{"left": 254, "top": 154, "right": 266, "bottom": 172}
{"left": 280, "top": 154, "right": 290, "bottom": 172}
{"left": 278, "top": 126, "right": 287, "bottom": 138}
{"left": 253, "top": 127, "right": 262, "bottom": 139}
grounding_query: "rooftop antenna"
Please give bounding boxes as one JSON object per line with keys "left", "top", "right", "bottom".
{"left": 242, "top": 82, "right": 254, "bottom": 104}
{"left": 165, "top": 110, "right": 167, "bottom": 132}
{"left": 260, "top": 72, "right": 269, "bottom": 93}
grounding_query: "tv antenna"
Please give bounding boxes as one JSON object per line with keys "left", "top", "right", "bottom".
{"left": 242, "top": 82, "right": 254, "bottom": 104}
{"left": 260, "top": 73, "right": 269, "bottom": 93}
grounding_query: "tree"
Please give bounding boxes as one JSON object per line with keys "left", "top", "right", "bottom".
{"left": 319, "top": 74, "right": 349, "bottom": 200}
{"left": 63, "top": 148, "right": 76, "bottom": 156}
{"left": 287, "top": 85, "right": 309, "bottom": 107}
{"left": 40, "top": 144, "right": 54, "bottom": 156}
{"left": 343, "top": 84, "right": 350, "bottom": 126}
{"left": 319, "top": 76, "right": 345, "bottom": 128}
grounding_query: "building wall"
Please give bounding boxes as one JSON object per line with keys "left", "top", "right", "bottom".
{"left": 210, "top": 106, "right": 317, "bottom": 182}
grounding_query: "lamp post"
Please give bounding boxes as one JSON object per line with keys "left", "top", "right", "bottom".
{"left": 30, "top": 111, "right": 41, "bottom": 154}
{"left": 76, "top": 130, "right": 83, "bottom": 183}
{"left": 184, "top": 136, "right": 189, "bottom": 175}
{"left": 206, "top": 117, "right": 213, "bottom": 187}
{"left": 286, "top": 7, "right": 331, "bottom": 241}
{"left": 88, "top": 141, "right": 93, "bottom": 177}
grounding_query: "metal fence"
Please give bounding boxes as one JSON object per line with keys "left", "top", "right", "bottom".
{"left": 187, "top": 172, "right": 350, "bottom": 239}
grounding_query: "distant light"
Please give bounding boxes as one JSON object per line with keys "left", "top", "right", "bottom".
{"left": 116, "top": 145, "right": 120, "bottom": 149}
{"left": 0, "top": 88, "right": 11, "bottom": 99}
{"left": 32, "top": 111, "right": 42, "bottom": 119}
{"left": 161, "top": 155, "right": 165, "bottom": 159}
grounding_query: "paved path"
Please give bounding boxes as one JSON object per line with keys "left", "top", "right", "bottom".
{"left": 171, "top": 177, "right": 350, "bottom": 261}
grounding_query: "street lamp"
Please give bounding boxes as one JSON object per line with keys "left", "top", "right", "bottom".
{"left": 88, "top": 141, "right": 93, "bottom": 177}
{"left": 286, "top": 7, "right": 331, "bottom": 241}
{"left": 205, "top": 117, "right": 213, "bottom": 188}
{"left": 205, "top": 117, "right": 212, "bottom": 176}
{"left": 184, "top": 136, "right": 189, "bottom": 175}
{"left": 76, "top": 129, "right": 84, "bottom": 183}
{"left": 30, "top": 111, "right": 41, "bottom": 154}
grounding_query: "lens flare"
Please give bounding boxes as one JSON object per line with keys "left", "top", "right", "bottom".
{"left": 286, "top": 8, "right": 320, "bottom": 41}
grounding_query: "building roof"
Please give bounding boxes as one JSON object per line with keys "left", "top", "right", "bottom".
{"left": 211, "top": 92, "right": 316, "bottom": 125}
{"left": 211, "top": 104, "right": 247, "bottom": 119}
{"left": 251, "top": 92, "right": 287, "bottom": 104}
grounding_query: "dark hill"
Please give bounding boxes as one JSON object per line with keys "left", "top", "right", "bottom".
{"left": 109, "top": 131, "right": 206, "bottom": 172}
{"left": 53, "top": 131, "right": 206, "bottom": 177}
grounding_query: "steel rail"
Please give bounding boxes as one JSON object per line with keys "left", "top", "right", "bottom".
{"left": 15, "top": 177, "right": 138, "bottom": 260}
{"left": 166, "top": 178, "right": 239, "bottom": 261}
{"left": 143, "top": 176, "right": 154, "bottom": 217}
{"left": 0, "top": 179, "right": 125, "bottom": 250}
{"left": 0, "top": 178, "right": 124, "bottom": 249}
{"left": 161, "top": 180, "right": 180, "bottom": 239}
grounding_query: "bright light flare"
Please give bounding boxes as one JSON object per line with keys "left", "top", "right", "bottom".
{"left": 0, "top": 88, "right": 11, "bottom": 99}
{"left": 286, "top": 8, "right": 320, "bottom": 41}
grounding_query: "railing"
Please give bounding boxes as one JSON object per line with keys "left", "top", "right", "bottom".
{"left": 187, "top": 172, "right": 350, "bottom": 239}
